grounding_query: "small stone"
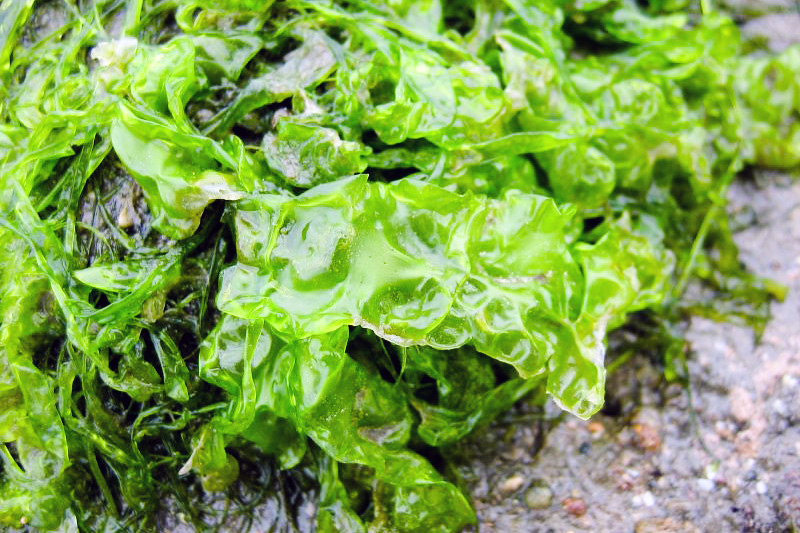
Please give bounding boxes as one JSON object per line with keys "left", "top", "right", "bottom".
{"left": 499, "top": 474, "right": 524, "bottom": 494}
{"left": 756, "top": 481, "right": 768, "bottom": 494}
{"left": 632, "top": 422, "right": 661, "bottom": 451}
{"left": 697, "top": 478, "right": 714, "bottom": 492}
{"left": 117, "top": 203, "right": 134, "bottom": 228}
{"left": 562, "top": 497, "right": 588, "bottom": 517}
{"left": 525, "top": 485, "right": 553, "bottom": 509}
{"left": 782, "top": 374, "right": 798, "bottom": 388}
{"left": 715, "top": 420, "right": 735, "bottom": 440}
{"left": 588, "top": 421, "right": 606, "bottom": 437}
{"left": 615, "top": 470, "right": 635, "bottom": 491}
{"left": 193, "top": 108, "right": 214, "bottom": 123}
{"left": 772, "top": 399, "right": 788, "bottom": 417}
{"left": 632, "top": 491, "right": 656, "bottom": 508}
{"left": 271, "top": 108, "right": 292, "bottom": 128}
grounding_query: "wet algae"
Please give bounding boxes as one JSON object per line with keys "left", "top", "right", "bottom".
{"left": 0, "top": 0, "right": 797, "bottom": 530}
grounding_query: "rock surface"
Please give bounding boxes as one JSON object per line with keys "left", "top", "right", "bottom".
{"left": 741, "top": 13, "right": 800, "bottom": 51}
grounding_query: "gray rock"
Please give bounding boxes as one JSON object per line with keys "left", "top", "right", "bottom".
{"left": 741, "top": 14, "right": 800, "bottom": 52}
{"left": 524, "top": 485, "right": 553, "bottom": 509}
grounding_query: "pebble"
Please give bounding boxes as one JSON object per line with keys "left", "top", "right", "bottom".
{"left": 772, "top": 399, "right": 788, "bottom": 417}
{"left": 588, "top": 421, "right": 606, "bottom": 437}
{"left": 525, "top": 485, "right": 553, "bottom": 509}
{"left": 615, "top": 469, "right": 635, "bottom": 491}
{"left": 562, "top": 497, "right": 588, "bottom": 517}
{"left": 117, "top": 203, "right": 134, "bottom": 228}
{"left": 193, "top": 108, "right": 214, "bottom": 123}
{"left": 499, "top": 474, "right": 524, "bottom": 494}
{"left": 633, "top": 422, "right": 662, "bottom": 451}
{"left": 631, "top": 491, "right": 656, "bottom": 507}
{"left": 641, "top": 491, "right": 655, "bottom": 507}
{"left": 756, "top": 481, "right": 768, "bottom": 494}
{"left": 782, "top": 374, "right": 798, "bottom": 388}
{"left": 697, "top": 478, "right": 714, "bottom": 492}
{"left": 271, "top": 108, "right": 292, "bottom": 128}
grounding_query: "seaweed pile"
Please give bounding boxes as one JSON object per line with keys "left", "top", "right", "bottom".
{"left": 0, "top": 0, "right": 797, "bottom": 530}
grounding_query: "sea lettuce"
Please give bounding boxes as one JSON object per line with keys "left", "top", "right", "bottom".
{"left": 0, "top": 0, "right": 797, "bottom": 530}
{"left": 217, "top": 175, "right": 669, "bottom": 416}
